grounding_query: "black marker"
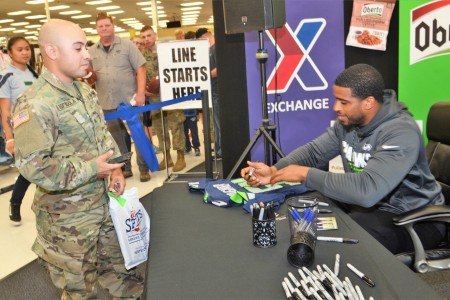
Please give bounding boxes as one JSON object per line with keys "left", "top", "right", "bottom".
{"left": 317, "top": 236, "right": 359, "bottom": 244}
{"left": 347, "top": 263, "right": 375, "bottom": 287}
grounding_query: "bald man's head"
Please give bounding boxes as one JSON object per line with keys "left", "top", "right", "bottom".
{"left": 38, "top": 19, "right": 90, "bottom": 82}
{"left": 39, "top": 19, "right": 83, "bottom": 53}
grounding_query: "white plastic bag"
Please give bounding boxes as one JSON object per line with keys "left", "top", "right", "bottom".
{"left": 109, "top": 187, "right": 150, "bottom": 270}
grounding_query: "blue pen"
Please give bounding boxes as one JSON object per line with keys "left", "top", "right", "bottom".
{"left": 289, "top": 208, "right": 302, "bottom": 224}
{"left": 292, "top": 208, "right": 303, "bottom": 222}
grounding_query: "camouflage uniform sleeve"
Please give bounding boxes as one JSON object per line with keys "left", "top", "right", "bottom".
{"left": 13, "top": 95, "right": 98, "bottom": 191}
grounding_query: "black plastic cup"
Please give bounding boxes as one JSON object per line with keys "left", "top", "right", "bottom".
{"left": 252, "top": 218, "right": 277, "bottom": 248}
{"left": 286, "top": 196, "right": 318, "bottom": 267}
{"left": 287, "top": 231, "right": 316, "bottom": 267}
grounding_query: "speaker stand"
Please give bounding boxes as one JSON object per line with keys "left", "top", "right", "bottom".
{"left": 226, "top": 31, "right": 285, "bottom": 179}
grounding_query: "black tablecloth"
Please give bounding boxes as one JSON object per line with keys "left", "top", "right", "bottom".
{"left": 142, "top": 183, "right": 441, "bottom": 299}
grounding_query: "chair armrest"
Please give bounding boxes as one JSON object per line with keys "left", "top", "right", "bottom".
{"left": 393, "top": 205, "right": 450, "bottom": 226}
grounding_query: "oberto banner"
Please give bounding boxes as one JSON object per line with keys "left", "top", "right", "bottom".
{"left": 399, "top": 0, "right": 450, "bottom": 136}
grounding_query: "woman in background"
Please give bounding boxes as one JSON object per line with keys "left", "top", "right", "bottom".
{"left": 0, "top": 36, "right": 38, "bottom": 226}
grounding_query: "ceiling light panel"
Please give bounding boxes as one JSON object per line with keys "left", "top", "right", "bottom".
{"left": 85, "top": 0, "right": 111, "bottom": 4}
{"left": 25, "top": 24, "right": 42, "bottom": 28}
{"left": 180, "top": 2, "right": 204, "bottom": 6}
{"left": 26, "top": 0, "right": 54, "bottom": 4}
{"left": 137, "top": 1, "right": 161, "bottom": 5}
{"left": 96, "top": 5, "right": 120, "bottom": 10}
{"left": 8, "top": 11, "right": 32, "bottom": 15}
{"left": 72, "top": 15, "right": 92, "bottom": 19}
{"left": 11, "top": 22, "right": 30, "bottom": 26}
{"left": 181, "top": 7, "right": 202, "bottom": 11}
{"left": 108, "top": 10, "right": 124, "bottom": 15}
{"left": 48, "top": 5, "right": 70, "bottom": 10}
{"left": 59, "top": 10, "right": 82, "bottom": 15}
{"left": 25, "top": 15, "right": 47, "bottom": 19}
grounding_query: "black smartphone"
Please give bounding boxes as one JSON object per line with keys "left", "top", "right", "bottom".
{"left": 108, "top": 152, "right": 133, "bottom": 164}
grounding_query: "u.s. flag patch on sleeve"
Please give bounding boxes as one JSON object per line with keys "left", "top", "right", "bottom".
{"left": 13, "top": 109, "right": 30, "bottom": 128}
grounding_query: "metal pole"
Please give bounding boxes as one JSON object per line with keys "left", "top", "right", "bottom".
{"left": 201, "top": 90, "right": 213, "bottom": 178}
{"left": 44, "top": 0, "right": 51, "bottom": 20}
{"left": 257, "top": 31, "right": 270, "bottom": 165}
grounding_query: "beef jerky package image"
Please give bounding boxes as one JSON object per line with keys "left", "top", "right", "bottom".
{"left": 346, "top": 0, "right": 396, "bottom": 51}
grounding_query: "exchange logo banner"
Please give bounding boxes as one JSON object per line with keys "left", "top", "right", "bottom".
{"left": 245, "top": 0, "right": 345, "bottom": 158}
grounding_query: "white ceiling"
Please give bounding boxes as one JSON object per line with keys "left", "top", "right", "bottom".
{"left": 0, "top": 0, "right": 213, "bottom": 44}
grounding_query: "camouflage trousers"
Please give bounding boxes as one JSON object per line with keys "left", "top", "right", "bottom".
{"left": 152, "top": 110, "right": 185, "bottom": 151}
{"left": 32, "top": 204, "right": 144, "bottom": 299}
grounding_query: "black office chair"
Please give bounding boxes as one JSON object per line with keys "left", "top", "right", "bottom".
{"left": 393, "top": 101, "right": 450, "bottom": 273}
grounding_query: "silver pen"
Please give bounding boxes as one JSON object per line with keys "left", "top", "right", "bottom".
{"left": 247, "top": 167, "right": 256, "bottom": 180}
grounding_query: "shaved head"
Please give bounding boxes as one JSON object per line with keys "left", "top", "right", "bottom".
{"left": 38, "top": 19, "right": 90, "bottom": 82}
{"left": 39, "top": 19, "right": 84, "bottom": 54}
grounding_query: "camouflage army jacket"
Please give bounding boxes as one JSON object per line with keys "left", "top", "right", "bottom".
{"left": 12, "top": 67, "right": 120, "bottom": 213}
{"left": 143, "top": 48, "right": 160, "bottom": 104}
{"left": 143, "top": 48, "right": 158, "bottom": 82}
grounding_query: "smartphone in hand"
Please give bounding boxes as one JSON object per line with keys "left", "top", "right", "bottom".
{"left": 108, "top": 152, "right": 133, "bottom": 164}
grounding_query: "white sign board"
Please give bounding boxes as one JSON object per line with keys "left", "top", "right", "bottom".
{"left": 157, "top": 39, "right": 211, "bottom": 110}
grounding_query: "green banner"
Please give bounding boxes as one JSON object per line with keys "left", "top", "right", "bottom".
{"left": 399, "top": 0, "right": 450, "bottom": 138}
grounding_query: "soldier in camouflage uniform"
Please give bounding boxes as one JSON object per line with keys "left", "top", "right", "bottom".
{"left": 141, "top": 25, "right": 186, "bottom": 172}
{"left": 12, "top": 19, "right": 143, "bottom": 299}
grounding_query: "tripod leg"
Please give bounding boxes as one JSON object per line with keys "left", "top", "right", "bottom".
{"left": 268, "top": 125, "right": 279, "bottom": 164}
{"left": 226, "top": 129, "right": 263, "bottom": 179}
{"left": 260, "top": 128, "right": 285, "bottom": 158}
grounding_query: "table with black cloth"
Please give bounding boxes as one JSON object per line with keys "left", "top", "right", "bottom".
{"left": 142, "top": 182, "right": 441, "bottom": 300}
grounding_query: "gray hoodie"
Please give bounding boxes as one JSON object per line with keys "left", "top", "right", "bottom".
{"left": 275, "top": 89, "right": 444, "bottom": 214}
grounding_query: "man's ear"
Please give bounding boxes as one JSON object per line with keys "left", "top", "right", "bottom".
{"left": 44, "top": 44, "right": 58, "bottom": 61}
{"left": 364, "top": 96, "right": 376, "bottom": 110}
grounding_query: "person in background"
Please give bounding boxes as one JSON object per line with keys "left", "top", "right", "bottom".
{"left": 131, "top": 34, "right": 157, "bottom": 154}
{"left": 196, "top": 28, "right": 221, "bottom": 159}
{"left": 241, "top": 64, "right": 445, "bottom": 254}
{"left": 131, "top": 35, "right": 144, "bottom": 53}
{"left": 183, "top": 108, "right": 201, "bottom": 156}
{"left": 141, "top": 25, "right": 186, "bottom": 171}
{"left": 12, "top": 19, "right": 143, "bottom": 299}
{"left": 0, "top": 46, "right": 11, "bottom": 70}
{"left": 0, "top": 36, "right": 38, "bottom": 225}
{"left": 182, "top": 31, "right": 201, "bottom": 157}
{"left": 89, "top": 12, "right": 151, "bottom": 182}
{"left": 0, "top": 46, "right": 12, "bottom": 165}
{"left": 174, "top": 29, "right": 185, "bottom": 40}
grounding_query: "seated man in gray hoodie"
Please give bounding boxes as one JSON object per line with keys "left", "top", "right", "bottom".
{"left": 242, "top": 64, "right": 445, "bottom": 254}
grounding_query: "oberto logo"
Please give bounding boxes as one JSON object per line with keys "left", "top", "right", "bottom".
{"left": 410, "top": 0, "right": 450, "bottom": 64}
{"left": 265, "top": 18, "right": 327, "bottom": 94}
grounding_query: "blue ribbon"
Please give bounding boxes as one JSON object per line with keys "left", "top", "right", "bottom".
{"left": 104, "top": 93, "right": 202, "bottom": 172}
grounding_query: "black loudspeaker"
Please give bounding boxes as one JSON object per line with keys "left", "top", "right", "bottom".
{"left": 222, "top": 0, "right": 286, "bottom": 34}
{"left": 166, "top": 21, "right": 181, "bottom": 28}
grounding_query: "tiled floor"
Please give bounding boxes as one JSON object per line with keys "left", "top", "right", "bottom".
{"left": 0, "top": 142, "right": 206, "bottom": 280}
